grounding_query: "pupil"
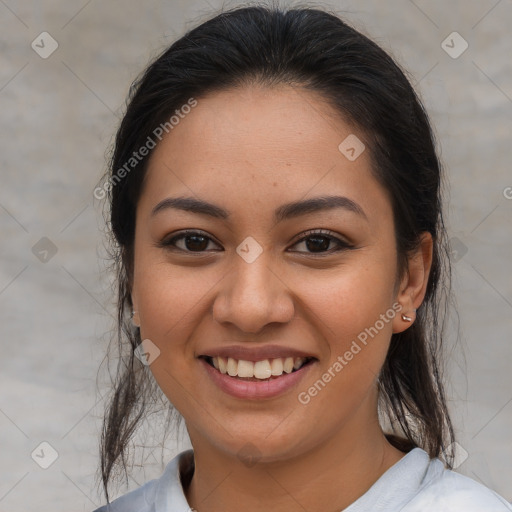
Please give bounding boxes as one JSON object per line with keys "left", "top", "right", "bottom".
{"left": 306, "top": 236, "right": 329, "bottom": 252}
{"left": 186, "top": 235, "right": 208, "bottom": 251}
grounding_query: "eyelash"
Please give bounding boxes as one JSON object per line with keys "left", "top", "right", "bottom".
{"left": 158, "top": 228, "right": 354, "bottom": 256}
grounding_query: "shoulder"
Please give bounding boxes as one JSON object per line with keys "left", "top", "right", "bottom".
{"left": 403, "top": 456, "right": 512, "bottom": 512}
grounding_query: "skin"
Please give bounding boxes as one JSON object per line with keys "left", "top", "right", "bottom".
{"left": 130, "top": 84, "right": 433, "bottom": 512}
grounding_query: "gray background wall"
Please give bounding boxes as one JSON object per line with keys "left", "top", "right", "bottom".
{"left": 1, "top": 0, "right": 511, "bottom": 510}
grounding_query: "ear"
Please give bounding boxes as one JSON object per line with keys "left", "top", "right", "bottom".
{"left": 392, "top": 232, "right": 433, "bottom": 334}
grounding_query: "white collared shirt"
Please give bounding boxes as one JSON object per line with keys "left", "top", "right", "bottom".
{"left": 93, "top": 447, "right": 512, "bottom": 511}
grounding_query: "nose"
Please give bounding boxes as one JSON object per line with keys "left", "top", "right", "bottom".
{"left": 212, "top": 252, "right": 295, "bottom": 334}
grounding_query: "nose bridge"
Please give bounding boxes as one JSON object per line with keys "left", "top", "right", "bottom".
{"left": 213, "top": 246, "right": 294, "bottom": 332}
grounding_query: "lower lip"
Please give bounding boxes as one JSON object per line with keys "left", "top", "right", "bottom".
{"left": 200, "top": 358, "right": 315, "bottom": 400}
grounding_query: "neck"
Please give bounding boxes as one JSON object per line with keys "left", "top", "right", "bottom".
{"left": 185, "top": 404, "right": 405, "bottom": 512}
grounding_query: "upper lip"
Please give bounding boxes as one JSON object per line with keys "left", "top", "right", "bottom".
{"left": 198, "top": 344, "right": 317, "bottom": 362}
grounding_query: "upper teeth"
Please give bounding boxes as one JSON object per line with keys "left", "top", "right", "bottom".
{"left": 211, "top": 356, "right": 307, "bottom": 379}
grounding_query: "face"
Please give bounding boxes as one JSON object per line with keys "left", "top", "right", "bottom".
{"left": 130, "top": 84, "right": 412, "bottom": 463}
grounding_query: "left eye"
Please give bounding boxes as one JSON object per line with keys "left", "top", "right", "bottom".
{"left": 290, "top": 229, "right": 353, "bottom": 254}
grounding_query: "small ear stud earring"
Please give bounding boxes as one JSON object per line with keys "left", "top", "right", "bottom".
{"left": 401, "top": 309, "right": 417, "bottom": 322}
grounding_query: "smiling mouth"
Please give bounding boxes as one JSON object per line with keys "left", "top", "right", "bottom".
{"left": 200, "top": 355, "right": 315, "bottom": 381}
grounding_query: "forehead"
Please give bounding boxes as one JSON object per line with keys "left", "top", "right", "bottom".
{"left": 149, "top": 84, "right": 353, "bottom": 168}
{"left": 140, "top": 84, "right": 392, "bottom": 227}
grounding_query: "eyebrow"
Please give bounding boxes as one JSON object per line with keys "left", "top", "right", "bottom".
{"left": 151, "top": 195, "right": 368, "bottom": 223}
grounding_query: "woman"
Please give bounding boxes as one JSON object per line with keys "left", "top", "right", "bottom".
{"left": 93, "top": 4, "right": 512, "bottom": 511}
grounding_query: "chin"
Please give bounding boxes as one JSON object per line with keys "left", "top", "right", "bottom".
{"left": 205, "top": 424, "right": 312, "bottom": 466}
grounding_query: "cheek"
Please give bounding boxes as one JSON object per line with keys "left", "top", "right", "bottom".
{"left": 298, "top": 254, "right": 396, "bottom": 336}
{"left": 133, "top": 262, "right": 210, "bottom": 413}
{"left": 134, "top": 252, "right": 216, "bottom": 339}
{"left": 295, "top": 282, "right": 394, "bottom": 431}
{"left": 296, "top": 256, "right": 396, "bottom": 387}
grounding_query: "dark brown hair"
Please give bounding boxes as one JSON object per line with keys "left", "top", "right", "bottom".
{"left": 97, "top": 3, "right": 456, "bottom": 502}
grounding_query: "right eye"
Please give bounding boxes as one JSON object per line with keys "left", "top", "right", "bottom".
{"left": 159, "top": 230, "right": 223, "bottom": 253}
